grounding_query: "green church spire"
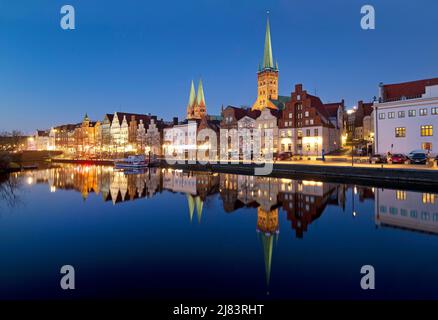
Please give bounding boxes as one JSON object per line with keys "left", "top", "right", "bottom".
{"left": 262, "top": 16, "right": 274, "bottom": 70}
{"left": 186, "top": 194, "right": 195, "bottom": 222}
{"left": 187, "top": 80, "right": 196, "bottom": 108}
{"left": 196, "top": 79, "right": 205, "bottom": 106}
{"left": 258, "top": 232, "right": 274, "bottom": 287}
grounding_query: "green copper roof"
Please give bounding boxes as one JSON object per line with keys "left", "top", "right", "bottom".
{"left": 187, "top": 80, "right": 196, "bottom": 108}
{"left": 262, "top": 17, "right": 274, "bottom": 70}
{"left": 260, "top": 233, "right": 274, "bottom": 286}
{"left": 186, "top": 194, "right": 195, "bottom": 222}
{"left": 195, "top": 196, "right": 203, "bottom": 223}
{"left": 196, "top": 79, "right": 205, "bottom": 106}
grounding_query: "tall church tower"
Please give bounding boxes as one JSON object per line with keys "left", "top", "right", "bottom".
{"left": 186, "top": 80, "right": 196, "bottom": 120}
{"left": 252, "top": 16, "right": 279, "bottom": 111}
{"left": 187, "top": 79, "right": 207, "bottom": 120}
{"left": 194, "top": 79, "right": 206, "bottom": 119}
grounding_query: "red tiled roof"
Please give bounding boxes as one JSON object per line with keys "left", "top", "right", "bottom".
{"left": 246, "top": 109, "right": 261, "bottom": 119}
{"left": 363, "top": 103, "right": 373, "bottom": 117}
{"left": 323, "top": 102, "right": 343, "bottom": 118}
{"left": 383, "top": 78, "right": 438, "bottom": 101}
{"left": 223, "top": 106, "right": 249, "bottom": 121}
{"left": 306, "top": 94, "right": 332, "bottom": 126}
{"left": 115, "top": 112, "right": 151, "bottom": 126}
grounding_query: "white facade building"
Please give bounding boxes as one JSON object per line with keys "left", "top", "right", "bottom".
{"left": 162, "top": 121, "right": 197, "bottom": 160}
{"left": 374, "top": 79, "right": 438, "bottom": 155}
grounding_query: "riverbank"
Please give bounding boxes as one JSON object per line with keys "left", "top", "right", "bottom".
{"left": 52, "top": 158, "right": 115, "bottom": 165}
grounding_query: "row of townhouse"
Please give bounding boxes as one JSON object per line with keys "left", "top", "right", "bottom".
{"left": 36, "top": 112, "right": 169, "bottom": 157}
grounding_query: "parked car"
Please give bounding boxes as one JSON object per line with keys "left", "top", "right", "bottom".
{"left": 410, "top": 153, "right": 428, "bottom": 165}
{"left": 275, "top": 152, "right": 293, "bottom": 161}
{"left": 408, "top": 149, "right": 428, "bottom": 158}
{"left": 369, "top": 154, "right": 387, "bottom": 163}
{"left": 389, "top": 154, "right": 408, "bottom": 164}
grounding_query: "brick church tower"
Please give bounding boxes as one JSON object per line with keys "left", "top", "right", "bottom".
{"left": 186, "top": 79, "right": 207, "bottom": 120}
{"left": 252, "top": 16, "right": 279, "bottom": 111}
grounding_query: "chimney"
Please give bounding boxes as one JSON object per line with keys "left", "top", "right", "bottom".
{"left": 295, "top": 84, "right": 303, "bottom": 92}
{"left": 378, "top": 82, "right": 384, "bottom": 102}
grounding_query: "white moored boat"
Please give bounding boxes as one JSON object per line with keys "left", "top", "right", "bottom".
{"left": 114, "top": 155, "right": 154, "bottom": 169}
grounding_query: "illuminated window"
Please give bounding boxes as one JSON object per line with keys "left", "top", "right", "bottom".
{"left": 420, "top": 108, "right": 428, "bottom": 116}
{"left": 421, "top": 125, "right": 433, "bottom": 136}
{"left": 304, "top": 111, "right": 309, "bottom": 117}
{"left": 388, "top": 112, "right": 395, "bottom": 119}
{"left": 396, "top": 190, "right": 406, "bottom": 200}
{"left": 398, "top": 111, "right": 405, "bottom": 118}
{"left": 422, "top": 193, "right": 436, "bottom": 204}
{"left": 395, "top": 127, "right": 406, "bottom": 137}
{"left": 432, "top": 107, "right": 437, "bottom": 115}
{"left": 379, "top": 113, "right": 385, "bottom": 120}
{"left": 409, "top": 110, "right": 416, "bottom": 117}
{"left": 422, "top": 142, "right": 432, "bottom": 151}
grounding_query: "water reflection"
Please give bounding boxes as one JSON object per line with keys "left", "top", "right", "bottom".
{"left": 0, "top": 173, "right": 21, "bottom": 208}
{"left": 17, "top": 165, "right": 438, "bottom": 238}
{"left": 4, "top": 164, "right": 438, "bottom": 298}
{"left": 376, "top": 189, "right": 438, "bottom": 234}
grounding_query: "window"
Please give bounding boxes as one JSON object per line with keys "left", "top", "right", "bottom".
{"left": 395, "top": 127, "right": 406, "bottom": 137}
{"left": 396, "top": 190, "right": 406, "bottom": 200}
{"left": 432, "top": 107, "right": 437, "bottom": 115}
{"left": 388, "top": 112, "right": 395, "bottom": 119}
{"left": 314, "top": 129, "right": 319, "bottom": 136}
{"left": 422, "top": 142, "right": 432, "bottom": 151}
{"left": 304, "top": 111, "right": 309, "bottom": 117}
{"left": 305, "top": 120, "right": 309, "bottom": 125}
{"left": 288, "top": 113, "right": 292, "bottom": 118}
{"left": 306, "top": 129, "right": 311, "bottom": 137}
{"left": 421, "top": 125, "right": 433, "bottom": 136}
{"left": 422, "top": 193, "right": 436, "bottom": 204}
{"left": 379, "top": 113, "right": 385, "bottom": 120}
{"left": 398, "top": 111, "right": 405, "bottom": 118}
{"left": 420, "top": 108, "right": 428, "bottom": 116}
{"left": 409, "top": 110, "right": 416, "bottom": 117}
{"left": 310, "top": 119, "right": 314, "bottom": 125}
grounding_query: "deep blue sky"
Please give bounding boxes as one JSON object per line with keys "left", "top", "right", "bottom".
{"left": 1, "top": 0, "right": 437, "bottom": 133}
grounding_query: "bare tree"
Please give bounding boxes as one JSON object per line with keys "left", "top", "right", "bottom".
{"left": 0, "top": 174, "right": 21, "bottom": 208}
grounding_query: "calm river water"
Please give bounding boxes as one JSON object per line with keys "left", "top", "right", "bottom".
{"left": 0, "top": 164, "right": 437, "bottom": 300}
